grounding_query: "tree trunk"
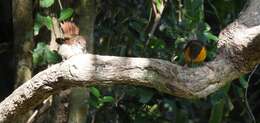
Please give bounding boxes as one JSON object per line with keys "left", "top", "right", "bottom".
{"left": 68, "top": 0, "right": 96, "bottom": 123}
{"left": 12, "top": 0, "right": 33, "bottom": 123}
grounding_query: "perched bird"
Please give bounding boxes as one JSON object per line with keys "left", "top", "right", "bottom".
{"left": 184, "top": 40, "right": 207, "bottom": 65}
{"left": 58, "top": 22, "right": 87, "bottom": 60}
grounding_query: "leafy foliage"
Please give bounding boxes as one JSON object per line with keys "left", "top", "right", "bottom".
{"left": 39, "top": 0, "right": 54, "bottom": 8}
{"left": 34, "top": 14, "right": 53, "bottom": 36}
{"left": 58, "top": 8, "right": 74, "bottom": 21}
{"left": 90, "top": 0, "right": 250, "bottom": 123}
{"left": 89, "top": 87, "right": 114, "bottom": 109}
{"left": 32, "top": 42, "right": 61, "bottom": 67}
{"left": 33, "top": 0, "right": 73, "bottom": 67}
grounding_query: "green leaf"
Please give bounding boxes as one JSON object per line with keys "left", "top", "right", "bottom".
{"left": 149, "top": 37, "right": 165, "bottom": 49}
{"left": 89, "top": 87, "right": 101, "bottom": 98}
{"left": 239, "top": 75, "right": 248, "bottom": 88}
{"left": 233, "top": 84, "right": 244, "bottom": 98}
{"left": 204, "top": 23, "right": 211, "bottom": 31}
{"left": 148, "top": 104, "right": 159, "bottom": 113}
{"left": 46, "top": 50, "right": 61, "bottom": 64}
{"left": 39, "top": 0, "right": 54, "bottom": 8}
{"left": 58, "top": 8, "right": 74, "bottom": 21}
{"left": 101, "top": 96, "right": 114, "bottom": 103}
{"left": 209, "top": 100, "right": 225, "bottom": 123}
{"left": 34, "top": 22, "right": 41, "bottom": 36}
{"left": 34, "top": 14, "right": 53, "bottom": 35}
{"left": 204, "top": 32, "right": 219, "bottom": 41}
{"left": 34, "top": 14, "right": 43, "bottom": 36}
{"left": 33, "top": 42, "right": 61, "bottom": 67}
{"left": 97, "top": 103, "right": 104, "bottom": 108}
{"left": 88, "top": 96, "right": 100, "bottom": 108}
{"left": 155, "top": 0, "right": 164, "bottom": 13}
{"left": 42, "top": 16, "right": 53, "bottom": 30}
{"left": 33, "top": 42, "right": 48, "bottom": 66}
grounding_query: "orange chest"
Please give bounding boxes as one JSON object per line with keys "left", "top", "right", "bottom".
{"left": 184, "top": 47, "right": 207, "bottom": 64}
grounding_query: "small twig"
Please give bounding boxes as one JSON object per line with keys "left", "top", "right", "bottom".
{"left": 149, "top": 1, "right": 161, "bottom": 36}
{"left": 177, "top": 0, "right": 182, "bottom": 23}
{"left": 244, "top": 64, "right": 258, "bottom": 123}
{"left": 26, "top": 110, "right": 39, "bottom": 123}
{"left": 26, "top": 96, "right": 53, "bottom": 123}
{"left": 49, "top": 17, "right": 64, "bottom": 51}
{"left": 91, "top": 111, "right": 96, "bottom": 123}
{"left": 143, "top": 6, "right": 153, "bottom": 32}
{"left": 145, "top": 0, "right": 166, "bottom": 47}
{"left": 58, "top": 0, "right": 63, "bottom": 10}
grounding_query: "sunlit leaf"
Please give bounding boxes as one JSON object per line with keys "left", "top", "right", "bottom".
{"left": 34, "top": 14, "right": 53, "bottom": 35}
{"left": 90, "top": 87, "right": 101, "bottom": 98}
{"left": 42, "top": 16, "right": 53, "bottom": 30}
{"left": 46, "top": 50, "right": 61, "bottom": 64}
{"left": 58, "top": 8, "right": 74, "bottom": 21}
{"left": 155, "top": 0, "right": 164, "bottom": 13}
{"left": 33, "top": 42, "right": 61, "bottom": 67}
{"left": 39, "top": 0, "right": 54, "bottom": 8}
{"left": 34, "top": 22, "right": 41, "bottom": 36}
{"left": 33, "top": 42, "right": 47, "bottom": 66}
{"left": 34, "top": 14, "right": 43, "bottom": 36}
{"left": 101, "top": 96, "right": 114, "bottom": 103}
{"left": 204, "top": 32, "right": 219, "bottom": 41}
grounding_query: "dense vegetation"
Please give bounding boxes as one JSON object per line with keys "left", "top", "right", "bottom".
{"left": 90, "top": 0, "right": 252, "bottom": 123}
{"left": 3, "top": 0, "right": 260, "bottom": 123}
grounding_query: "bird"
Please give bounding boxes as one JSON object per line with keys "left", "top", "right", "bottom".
{"left": 184, "top": 40, "right": 207, "bottom": 65}
{"left": 58, "top": 22, "right": 87, "bottom": 60}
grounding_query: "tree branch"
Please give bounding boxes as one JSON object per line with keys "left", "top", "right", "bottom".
{"left": 0, "top": 52, "right": 249, "bottom": 122}
{"left": 1, "top": 0, "right": 260, "bottom": 122}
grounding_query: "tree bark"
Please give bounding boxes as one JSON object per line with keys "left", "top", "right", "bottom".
{"left": 77, "top": 0, "right": 96, "bottom": 52}
{"left": 12, "top": 0, "right": 33, "bottom": 89}
{"left": 67, "top": 0, "right": 96, "bottom": 122}
{"left": 68, "top": 0, "right": 96, "bottom": 122}
{"left": 12, "top": 0, "right": 33, "bottom": 123}
{"left": 1, "top": 0, "right": 260, "bottom": 122}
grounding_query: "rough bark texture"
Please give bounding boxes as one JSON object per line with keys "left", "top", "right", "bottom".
{"left": 77, "top": 0, "right": 96, "bottom": 52}
{"left": 0, "top": 51, "right": 252, "bottom": 122}
{"left": 68, "top": 0, "right": 96, "bottom": 122}
{"left": 68, "top": 88, "right": 89, "bottom": 123}
{"left": 12, "top": 0, "right": 33, "bottom": 88}
{"left": 1, "top": 0, "right": 260, "bottom": 122}
{"left": 12, "top": 0, "right": 33, "bottom": 123}
{"left": 67, "top": 1, "right": 96, "bottom": 123}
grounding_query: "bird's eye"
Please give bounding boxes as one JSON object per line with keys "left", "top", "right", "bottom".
{"left": 56, "top": 38, "right": 65, "bottom": 44}
{"left": 56, "top": 37, "right": 71, "bottom": 44}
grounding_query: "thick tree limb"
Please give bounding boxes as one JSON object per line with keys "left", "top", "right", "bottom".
{"left": 1, "top": 0, "right": 260, "bottom": 122}
{"left": 0, "top": 53, "right": 250, "bottom": 122}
